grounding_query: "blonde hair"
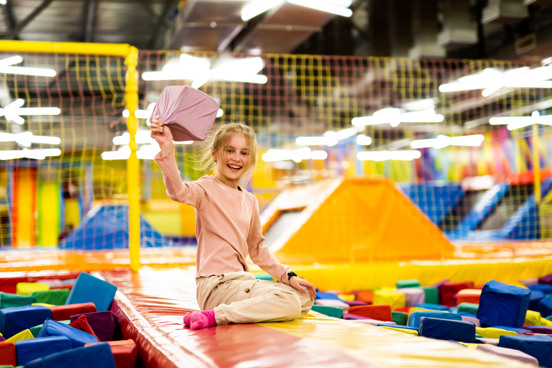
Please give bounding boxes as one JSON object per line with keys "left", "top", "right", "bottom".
{"left": 199, "top": 122, "right": 257, "bottom": 184}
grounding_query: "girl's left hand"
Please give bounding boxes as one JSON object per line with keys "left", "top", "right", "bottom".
{"left": 290, "top": 276, "right": 316, "bottom": 300}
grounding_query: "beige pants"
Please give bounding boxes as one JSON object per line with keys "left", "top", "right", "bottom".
{"left": 196, "top": 272, "right": 313, "bottom": 325}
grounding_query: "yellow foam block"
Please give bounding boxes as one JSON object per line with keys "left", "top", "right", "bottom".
{"left": 6, "top": 329, "right": 34, "bottom": 342}
{"left": 476, "top": 327, "right": 517, "bottom": 339}
{"left": 459, "top": 343, "right": 479, "bottom": 349}
{"left": 540, "top": 317, "right": 552, "bottom": 327}
{"left": 407, "top": 307, "right": 434, "bottom": 315}
{"left": 525, "top": 310, "right": 541, "bottom": 326}
{"left": 32, "top": 303, "right": 55, "bottom": 308}
{"left": 16, "top": 282, "right": 49, "bottom": 295}
{"left": 338, "top": 294, "right": 356, "bottom": 301}
{"left": 373, "top": 289, "right": 405, "bottom": 311}
{"left": 381, "top": 326, "right": 418, "bottom": 336}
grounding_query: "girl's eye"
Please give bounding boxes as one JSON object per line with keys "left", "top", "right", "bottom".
{"left": 241, "top": 152, "right": 249, "bottom": 156}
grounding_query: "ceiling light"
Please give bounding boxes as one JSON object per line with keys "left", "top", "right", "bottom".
{"left": 0, "top": 99, "right": 61, "bottom": 125}
{"left": 241, "top": 0, "right": 284, "bottom": 21}
{"left": 0, "top": 56, "right": 56, "bottom": 77}
{"left": 357, "top": 150, "right": 421, "bottom": 161}
{"left": 287, "top": 0, "right": 352, "bottom": 17}
{"left": 311, "top": 150, "right": 328, "bottom": 160}
{"left": 0, "top": 148, "right": 61, "bottom": 161}
{"left": 489, "top": 111, "right": 552, "bottom": 130}
{"left": 410, "top": 134, "right": 484, "bottom": 149}
{"left": 356, "top": 134, "right": 372, "bottom": 146}
{"left": 352, "top": 107, "right": 443, "bottom": 127}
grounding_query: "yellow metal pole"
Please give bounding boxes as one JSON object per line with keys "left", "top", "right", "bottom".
{"left": 0, "top": 40, "right": 130, "bottom": 57}
{"left": 533, "top": 123, "right": 541, "bottom": 204}
{"left": 125, "top": 46, "right": 141, "bottom": 271}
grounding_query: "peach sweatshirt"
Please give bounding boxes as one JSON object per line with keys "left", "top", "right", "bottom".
{"left": 154, "top": 145, "right": 290, "bottom": 285}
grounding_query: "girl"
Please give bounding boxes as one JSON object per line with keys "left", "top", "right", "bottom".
{"left": 150, "top": 117, "right": 316, "bottom": 330}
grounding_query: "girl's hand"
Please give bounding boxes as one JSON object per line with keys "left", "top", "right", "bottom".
{"left": 150, "top": 116, "right": 173, "bottom": 146}
{"left": 289, "top": 276, "right": 316, "bottom": 300}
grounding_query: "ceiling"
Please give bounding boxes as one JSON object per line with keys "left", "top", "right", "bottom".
{"left": 0, "top": 0, "right": 550, "bottom": 59}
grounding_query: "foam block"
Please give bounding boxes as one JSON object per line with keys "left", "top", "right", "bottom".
{"left": 30, "top": 320, "right": 70, "bottom": 337}
{"left": 69, "top": 316, "right": 99, "bottom": 340}
{"left": 476, "top": 327, "right": 517, "bottom": 339}
{"left": 461, "top": 315, "right": 480, "bottom": 327}
{"left": 345, "top": 301, "right": 368, "bottom": 308}
{"left": 455, "top": 289, "right": 481, "bottom": 305}
{"left": 315, "top": 292, "right": 344, "bottom": 302}
{"left": 86, "top": 340, "right": 137, "bottom": 368}
{"left": 0, "top": 342, "right": 15, "bottom": 367}
{"left": 529, "top": 284, "right": 552, "bottom": 294}
{"left": 396, "top": 280, "right": 420, "bottom": 289}
{"left": 477, "top": 280, "right": 531, "bottom": 328}
{"left": 373, "top": 289, "right": 405, "bottom": 311}
{"left": 33, "top": 289, "right": 70, "bottom": 306}
{"left": 539, "top": 295, "right": 552, "bottom": 318}
{"left": 525, "top": 326, "right": 552, "bottom": 334}
{"left": 440, "top": 281, "right": 474, "bottom": 307}
{"left": 408, "top": 311, "right": 462, "bottom": 328}
{"left": 476, "top": 344, "right": 539, "bottom": 366}
{"left": 457, "top": 302, "right": 479, "bottom": 315}
{"left": 314, "top": 299, "right": 349, "bottom": 310}
{"left": 539, "top": 274, "right": 552, "bottom": 285}
{"left": 414, "top": 303, "right": 449, "bottom": 311}
{"left": 499, "top": 334, "right": 552, "bottom": 367}
{"left": 65, "top": 273, "right": 117, "bottom": 312}
{"left": 38, "top": 319, "right": 98, "bottom": 348}
{"left": 420, "top": 287, "right": 439, "bottom": 305}
{"left": 525, "top": 310, "right": 541, "bottom": 327}
{"left": 529, "top": 290, "right": 545, "bottom": 311}
{"left": 419, "top": 317, "right": 476, "bottom": 343}
{"left": 16, "top": 283, "right": 49, "bottom": 295}
{"left": 0, "top": 292, "right": 35, "bottom": 309}
{"left": 0, "top": 305, "right": 52, "bottom": 338}
{"left": 15, "top": 336, "right": 72, "bottom": 366}
{"left": 392, "top": 311, "right": 408, "bottom": 326}
{"left": 51, "top": 302, "right": 96, "bottom": 321}
{"left": 71, "top": 311, "right": 121, "bottom": 341}
{"left": 24, "top": 342, "right": 116, "bottom": 368}
{"left": 396, "top": 288, "right": 425, "bottom": 307}
{"left": 356, "top": 290, "right": 373, "bottom": 304}
{"left": 311, "top": 305, "right": 343, "bottom": 319}
{"left": 380, "top": 326, "right": 418, "bottom": 336}
{"left": 6, "top": 329, "right": 33, "bottom": 342}
{"left": 348, "top": 305, "right": 392, "bottom": 322}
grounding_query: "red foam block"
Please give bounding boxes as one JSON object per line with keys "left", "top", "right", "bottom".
{"left": 51, "top": 302, "right": 97, "bottom": 321}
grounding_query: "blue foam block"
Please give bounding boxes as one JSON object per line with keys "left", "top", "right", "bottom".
{"left": 528, "top": 284, "right": 552, "bottom": 294}
{"left": 539, "top": 295, "right": 552, "bottom": 318}
{"left": 477, "top": 280, "right": 530, "bottom": 328}
{"left": 408, "top": 311, "right": 462, "bottom": 328}
{"left": 499, "top": 334, "right": 552, "bottom": 368}
{"left": 24, "top": 342, "right": 116, "bottom": 368}
{"left": 66, "top": 272, "right": 117, "bottom": 311}
{"left": 15, "top": 336, "right": 71, "bottom": 366}
{"left": 0, "top": 305, "right": 52, "bottom": 338}
{"left": 419, "top": 317, "right": 476, "bottom": 343}
{"left": 377, "top": 324, "right": 418, "bottom": 331}
{"left": 529, "top": 290, "right": 545, "bottom": 311}
{"left": 315, "top": 292, "right": 344, "bottom": 302}
{"left": 38, "top": 319, "right": 98, "bottom": 348}
{"left": 414, "top": 303, "right": 450, "bottom": 311}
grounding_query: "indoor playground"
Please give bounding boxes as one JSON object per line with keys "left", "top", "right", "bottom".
{"left": 2, "top": 0, "right": 552, "bottom": 367}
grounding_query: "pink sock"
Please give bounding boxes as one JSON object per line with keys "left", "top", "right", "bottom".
{"left": 183, "top": 312, "right": 193, "bottom": 327}
{"left": 184, "top": 310, "right": 217, "bottom": 330}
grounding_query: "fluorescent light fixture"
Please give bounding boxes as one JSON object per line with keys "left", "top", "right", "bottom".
{"left": 241, "top": 0, "right": 284, "bottom": 21}
{"left": 352, "top": 107, "right": 443, "bottom": 127}
{"left": 262, "top": 147, "right": 312, "bottom": 162}
{"left": 287, "top": 0, "right": 352, "bottom": 17}
{"left": 296, "top": 136, "right": 328, "bottom": 146}
{"left": 356, "top": 134, "right": 372, "bottom": 146}
{"left": 217, "top": 108, "right": 224, "bottom": 118}
{"left": 357, "top": 150, "right": 421, "bottom": 161}
{"left": 0, "top": 148, "right": 61, "bottom": 160}
{"left": 0, "top": 131, "right": 60, "bottom": 147}
{"left": 311, "top": 150, "right": 328, "bottom": 160}
{"left": 0, "top": 99, "right": 61, "bottom": 125}
{"left": 439, "top": 66, "right": 552, "bottom": 97}
{"left": 0, "top": 56, "right": 56, "bottom": 77}
{"left": 489, "top": 111, "right": 552, "bottom": 130}
{"left": 123, "top": 102, "right": 156, "bottom": 119}
{"left": 142, "top": 55, "right": 267, "bottom": 86}
{"left": 113, "top": 131, "right": 194, "bottom": 146}
{"left": 401, "top": 99, "right": 435, "bottom": 112}
{"left": 101, "top": 146, "right": 130, "bottom": 161}
{"left": 410, "top": 134, "right": 484, "bottom": 149}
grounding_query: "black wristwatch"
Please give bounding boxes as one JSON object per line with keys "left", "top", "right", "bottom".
{"left": 287, "top": 270, "right": 298, "bottom": 281}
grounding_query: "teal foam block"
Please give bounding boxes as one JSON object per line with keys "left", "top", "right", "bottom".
{"left": 37, "top": 319, "right": 98, "bottom": 348}
{"left": 15, "top": 336, "right": 71, "bottom": 366}
{"left": 65, "top": 273, "right": 117, "bottom": 312}
{"left": 311, "top": 305, "right": 343, "bottom": 319}
{"left": 0, "top": 293, "right": 35, "bottom": 309}
{"left": 0, "top": 306, "right": 52, "bottom": 338}
{"left": 24, "top": 342, "right": 116, "bottom": 368}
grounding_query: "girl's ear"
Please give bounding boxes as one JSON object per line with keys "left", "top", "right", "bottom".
{"left": 211, "top": 147, "right": 216, "bottom": 162}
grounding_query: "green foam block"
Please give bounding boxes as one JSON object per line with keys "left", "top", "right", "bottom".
{"left": 420, "top": 287, "right": 439, "bottom": 305}
{"left": 457, "top": 302, "right": 479, "bottom": 316}
{"left": 392, "top": 311, "right": 409, "bottom": 326}
{"left": 33, "top": 289, "right": 70, "bottom": 306}
{"left": 396, "top": 280, "right": 420, "bottom": 289}
{"left": 312, "top": 305, "right": 343, "bottom": 319}
{"left": 0, "top": 292, "right": 35, "bottom": 309}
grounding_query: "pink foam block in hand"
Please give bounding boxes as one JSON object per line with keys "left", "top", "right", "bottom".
{"left": 149, "top": 86, "right": 219, "bottom": 142}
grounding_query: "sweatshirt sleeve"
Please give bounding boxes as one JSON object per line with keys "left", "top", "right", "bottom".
{"left": 247, "top": 195, "right": 290, "bottom": 285}
{"left": 154, "top": 143, "right": 205, "bottom": 207}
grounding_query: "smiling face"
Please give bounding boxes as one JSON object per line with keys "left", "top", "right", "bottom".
{"left": 212, "top": 132, "right": 251, "bottom": 189}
